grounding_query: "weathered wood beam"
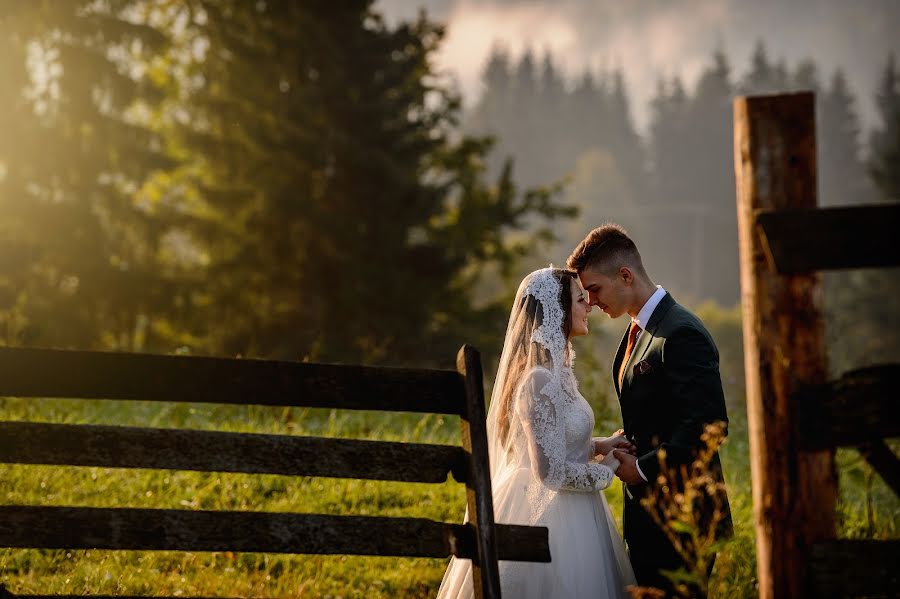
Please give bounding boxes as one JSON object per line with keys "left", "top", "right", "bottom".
{"left": 796, "top": 365, "right": 900, "bottom": 450}
{"left": 0, "top": 506, "right": 550, "bottom": 563}
{"left": 734, "top": 91, "right": 837, "bottom": 599}
{"left": 757, "top": 204, "right": 900, "bottom": 274}
{"left": 807, "top": 540, "right": 900, "bottom": 597}
{"left": 0, "top": 347, "right": 466, "bottom": 415}
{"left": 859, "top": 440, "right": 900, "bottom": 498}
{"left": 0, "top": 421, "right": 470, "bottom": 484}
{"left": 457, "top": 345, "right": 501, "bottom": 599}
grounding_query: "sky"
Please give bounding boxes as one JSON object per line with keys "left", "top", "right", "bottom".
{"left": 375, "top": 0, "right": 900, "bottom": 136}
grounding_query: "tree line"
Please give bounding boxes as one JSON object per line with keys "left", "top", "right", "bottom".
{"left": 0, "top": 2, "right": 897, "bottom": 369}
{"left": 465, "top": 42, "right": 899, "bottom": 306}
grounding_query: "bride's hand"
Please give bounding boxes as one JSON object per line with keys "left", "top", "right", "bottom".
{"left": 593, "top": 431, "right": 635, "bottom": 457}
{"left": 599, "top": 450, "right": 621, "bottom": 473}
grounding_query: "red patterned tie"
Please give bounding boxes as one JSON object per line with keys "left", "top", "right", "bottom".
{"left": 618, "top": 322, "right": 640, "bottom": 387}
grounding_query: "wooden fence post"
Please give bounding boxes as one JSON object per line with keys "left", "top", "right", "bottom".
{"left": 733, "top": 92, "right": 837, "bottom": 599}
{"left": 457, "top": 345, "right": 501, "bottom": 599}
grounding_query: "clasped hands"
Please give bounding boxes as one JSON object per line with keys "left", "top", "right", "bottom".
{"left": 592, "top": 429, "right": 644, "bottom": 486}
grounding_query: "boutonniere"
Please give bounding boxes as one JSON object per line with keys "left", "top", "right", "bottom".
{"left": 634, "top": 360, "right": 654, "bottom": 376}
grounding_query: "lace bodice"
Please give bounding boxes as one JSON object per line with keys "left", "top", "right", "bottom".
{"left": 514, "top": 366, "right": 615, "bottom": 492}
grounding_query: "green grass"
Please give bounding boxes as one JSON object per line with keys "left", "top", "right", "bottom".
{"left": 2, "top": 378, "right": 898, "bottom": 596}
{"left": 0, "top": 400, "right": 466, "bottom": 597}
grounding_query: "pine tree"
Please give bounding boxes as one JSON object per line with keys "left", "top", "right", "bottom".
{"left": 649, "top": 76, "right": 690, "bottom": 206}
{"left": 607, "top": 68, "right": 646, "bottom": 202}
{"left": 535, "top": 50, "right": 569, "bottom": 183}
{"left": 819, "top": 69, "right": 872, "bottom": 206}
{"left": 792, "top": 59, "right": 821, "bottom": 93}
{"left": 740, "top": 40, "right": 776, "bottom": 95}
{"left": 162, "top": 1, "right": 570, "bottom": 363}
{"left": 685, "top": 49, "right": 738, "bottom": 304}
{"left": 826, "top": 55, "right": 900, "bottom": 377}
{"left": 0, "top": 0, "right": 174, "bottom": 350}
{"left": 567, "top": 69, "right": 602, "bottom": 156}
{"left": 870, "top": 53, "right": 900, "bottom": 201}
{"left": 508, "top": 48, "right": 542, "bottom": 187}
{"left": 466, "top": 43, "right": 513, "bottom": 180}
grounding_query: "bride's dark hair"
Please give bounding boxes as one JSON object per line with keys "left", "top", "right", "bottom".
{"left": 496, "top": 268, "right": 576, "bottom": 446}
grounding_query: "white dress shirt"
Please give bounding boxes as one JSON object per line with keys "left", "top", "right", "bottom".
{"left": 629, "top": 285, "right": 666, "bottom": 483}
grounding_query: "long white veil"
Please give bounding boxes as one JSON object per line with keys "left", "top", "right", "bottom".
{"left": 439, "top": 267, "right": 635, "bottom": 598}
{"left": 484, "top": 267, "right": 577, "bottom": 522}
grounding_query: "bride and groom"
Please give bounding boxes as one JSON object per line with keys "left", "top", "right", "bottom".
{"left": 437, "top": 224, "right": 733, "bottom": 598}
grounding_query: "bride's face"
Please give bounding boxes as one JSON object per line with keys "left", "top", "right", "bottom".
{"left": 568, "top": 278, "right": 591, "bottom": 338}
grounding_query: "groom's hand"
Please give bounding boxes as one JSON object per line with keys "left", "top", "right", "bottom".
{"left": 612, "top": 449, "right": 644, "bottom": 485}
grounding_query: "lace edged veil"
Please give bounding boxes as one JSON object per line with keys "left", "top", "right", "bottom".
{"left": 485, "top": 267, "right": 577, "bottom": 520}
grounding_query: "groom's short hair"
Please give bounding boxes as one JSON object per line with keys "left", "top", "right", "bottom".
{"left": 566, "top": 223, "right": 648, "bottom": 278}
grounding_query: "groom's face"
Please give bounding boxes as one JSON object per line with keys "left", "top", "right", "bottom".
{"left": 578, "top": 266, "right": 630, "bottom": 319}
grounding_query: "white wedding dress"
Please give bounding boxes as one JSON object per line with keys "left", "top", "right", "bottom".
{"left": 437, "top": 268, "right": 636, "bottom": 599}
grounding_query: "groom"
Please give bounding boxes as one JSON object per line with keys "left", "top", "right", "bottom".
{"left": 568, "top": 224, "right": 732, "bottom": 597}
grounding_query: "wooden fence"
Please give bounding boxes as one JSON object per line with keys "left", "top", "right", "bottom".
{"left": 0, "top": 345, "right": 551, "bottom": 598}
{"left": 734, "top": 91, "right": 900, "bottom": 598}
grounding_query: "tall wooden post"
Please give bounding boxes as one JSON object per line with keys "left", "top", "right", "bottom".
{"left": 733, "top": 92, "right": 837, "bottom": 599}
{"left": 457, "top": 345, "right": 501, "bottom": 599}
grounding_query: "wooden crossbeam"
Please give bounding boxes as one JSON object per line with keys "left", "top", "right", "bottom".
{"left": 859, "top": 440, "right": 900, "bottom": 498}
{"left": 0, "top": 421, "right": 470, "bottom": 484}
{"left": 0, "top": 346, "right": 466, "bottom": 415}
{"left": 807, "top": 540, "right": 900, "bottom": 597}
{"left": 797, "top": 364, "right": 900, "bottom": 450}
{"left": 0, "top": 506, "right": 550, "bottom": 563}
{"left": 756, "top": 204, "right": 900, "bottom": 274}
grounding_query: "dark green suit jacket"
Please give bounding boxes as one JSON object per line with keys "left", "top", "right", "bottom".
{"left": 614, "top": 292, "right": 733, "bottom": 552}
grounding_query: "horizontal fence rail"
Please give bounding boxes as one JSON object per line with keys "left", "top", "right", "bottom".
{"left": 0, "top": 421, "right": 470, "bottom": 484}
{"left": 796, "top": 364, "right": 900, "bottom": 450}
{"left": 1, "top": 597, "right": 233, "bottom": 599}
{"left": 807, "top": 540, "right": 900, "bottom": 597}
{"left": 858, "top": 440, "right": 900, "bottom": 498}
{"left": 0, "top": 347, "right": 466, "bottom": 416}
{"left": 756, "top": 204, "right": 900, "bottom": 274}
{"left": 0, "top": 506, "right": 551, "bottom": 563}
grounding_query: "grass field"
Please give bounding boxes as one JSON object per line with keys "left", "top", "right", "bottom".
{"left": 1, "top": 353, "right": 898, "bottom": 597}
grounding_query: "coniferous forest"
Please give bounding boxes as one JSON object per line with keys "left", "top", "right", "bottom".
{"left": 0, "top": 1, "right": 572, "bottom": 367}
{"left": 466, "top": 42, "right": 897, "bottom": 306}
{"left": 1, "top": 3, "right": 898, "bottom": 366}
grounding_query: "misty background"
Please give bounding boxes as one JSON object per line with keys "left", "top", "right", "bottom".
{"left": 378, "top": 0, "right": 900, "bottom": 135}
{"left": 0, "top": 0, "right": 897, "bottom": 379}
{"left": 380, "top": 0, "right": 900, "bottom": 305}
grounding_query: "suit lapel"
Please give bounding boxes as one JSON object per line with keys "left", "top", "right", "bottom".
{"left": 620, "top": 293, "right": 676, "bottom": 394}
{"left": 612, "top": 324, "right": 630, "bottom": 397}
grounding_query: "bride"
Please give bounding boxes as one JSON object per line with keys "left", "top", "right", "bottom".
{"left": 438, "top": 267, "right": 637, "bottom": 598}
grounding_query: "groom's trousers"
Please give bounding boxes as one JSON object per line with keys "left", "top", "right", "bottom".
{"left": 624, "top": 486, "right": 716, "bottom": 598}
